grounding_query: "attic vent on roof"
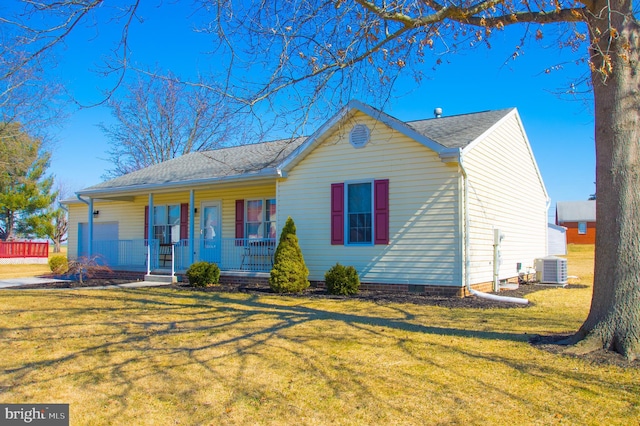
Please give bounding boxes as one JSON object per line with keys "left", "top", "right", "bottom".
{"left": 350, "top": 124, "right": 370, "bottom": 148}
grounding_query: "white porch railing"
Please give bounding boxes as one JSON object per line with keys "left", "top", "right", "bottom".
{"left": 90, "top": 238, "right": 276, "bottom": 273}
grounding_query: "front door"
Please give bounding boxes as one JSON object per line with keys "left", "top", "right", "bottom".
{"left": 200, "top": 201, "right": 221, "bottom": 263}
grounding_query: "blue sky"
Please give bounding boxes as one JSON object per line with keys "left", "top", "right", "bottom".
{"left": 41, "top": 3, "right": 595, "bottom": 218}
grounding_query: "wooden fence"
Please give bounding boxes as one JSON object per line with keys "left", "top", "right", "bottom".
{"left": 0, "top": 241, "right": 49, "bottom": 259}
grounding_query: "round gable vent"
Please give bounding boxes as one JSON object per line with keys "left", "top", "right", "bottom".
{"left": 349, "top": 124, "right": 370, "bottom": 148}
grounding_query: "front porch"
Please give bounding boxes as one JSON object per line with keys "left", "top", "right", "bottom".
{"left": 91, "top": 237, "right": 276, "bottom": 276}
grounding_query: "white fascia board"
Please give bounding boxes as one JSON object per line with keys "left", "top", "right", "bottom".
{"left": 459, "top": 108, "right": 517, "bottom": 155}
{"left": 512, "top": 110, "right": 549, "bottom": 200}
{"left": 76, "top": 168, "right": 283, "bottom": 198}
{"left": 459, "top": 108, "right": 548, "bottom": 200}
{"left": 280, "top": 99, "right": 446, "bottom": 172}
{"left": 279, "top": 102, "right": 356, "bottom": 172}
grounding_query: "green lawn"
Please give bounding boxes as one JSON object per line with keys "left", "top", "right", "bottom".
{"left": 0, "top": 245, "right": 638, "bottom": 425}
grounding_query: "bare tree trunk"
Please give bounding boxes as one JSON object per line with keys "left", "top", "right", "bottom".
{"left": 569, "top": 6, "right": 640, "bottom": 360}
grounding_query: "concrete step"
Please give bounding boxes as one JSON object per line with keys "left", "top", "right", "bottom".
{"left": 144, "top": 274, "right": 177, "bottom": 284}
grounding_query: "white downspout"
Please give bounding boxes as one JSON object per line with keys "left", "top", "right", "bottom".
{"left": 147, "top": 193, "right": 154, "bottom": 276}
{"left": 459, "top": 158, "right": 528, "bottom": 305}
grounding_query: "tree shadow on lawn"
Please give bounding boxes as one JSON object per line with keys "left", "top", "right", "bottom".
{"left": 132, "top": 286, "right": 640, "bottom": 368}
{"left": 3, "top": 288, "right": 638, "bottom": 424}
{"left": 1, "top": 289, "right": 532, "bottom": 415}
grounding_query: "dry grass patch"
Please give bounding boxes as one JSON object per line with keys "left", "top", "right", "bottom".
{"left": 1, "top": 244, "right": 638, "bottom": 424}
{"left": 0, "top": 246, "right": 67, "bottom": 279}
{"left": 0, "top": 263, "right": 51, "bottom": 279}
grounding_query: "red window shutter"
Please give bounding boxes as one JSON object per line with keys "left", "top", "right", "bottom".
{"left": 235, "top": 200, "right": 245, "bottom": 245}
{"left": 331, "top": 183, "right": 344, "bottom": 245}
{"left": 374, "top": 179, "right": 389, "bottom": 245}
{"left": 144, "top": 205, "right": 149, "bottom": 246}
{"left": 180, "top": 203, "right": 189, "bottom": 241}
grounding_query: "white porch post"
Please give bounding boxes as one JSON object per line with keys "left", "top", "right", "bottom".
{"left": 87, "top": 197, "right": 94, "bottom": 258}
{"left": 146, "top": 193, "right": 154, "bottom": 275}
{"left": 189, "top": 189, "right": 195, "bottom": 265}
{"left": 171, "top": 243, "right": 175, "bottom": 278}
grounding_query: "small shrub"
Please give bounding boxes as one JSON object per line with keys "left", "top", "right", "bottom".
{"left": 48, "top": 255, "right": 69, "bottom": 274}
{"left": 67, "top": 256, "right": 111, "bottom": 284}
{"left": 270, "top": 217, "right": 309, "bottom": 293}
{"left": 325, "top": 263, "right": 360, "bottom": 296}
{"left": 186, "top": 261, "right": 220, "bottom": 287}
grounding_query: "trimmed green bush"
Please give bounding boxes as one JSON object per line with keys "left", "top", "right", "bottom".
{"left": 48, "top": 255, "right": 69, "bottom": 274}
{"left": 186, "top": 261, "right": 220, "bottom": 287}
{"left": 324, "top": 263, "right": 360, "bottom": 296}
{"left": 270, "top": 217, "right": 309, "bottom": 293}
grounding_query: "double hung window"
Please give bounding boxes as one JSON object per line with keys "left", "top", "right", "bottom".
{"left": 331, "top": 179, "right": 389, "bottom": 246}
{"left": 347, "top": 182, "right": 373, "bottom": 244}
{"left": 246, "top": 199, "right": 276, "bottom": 239}
{"left": 154, "top": 205, "right": 180, "bottom": 244}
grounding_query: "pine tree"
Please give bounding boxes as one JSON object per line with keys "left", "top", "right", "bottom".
{"left": 0, "top": 123, "right": 56, "bottom": 240}
{"left": 269, "top": 216, "right": 309, "bottom": 293}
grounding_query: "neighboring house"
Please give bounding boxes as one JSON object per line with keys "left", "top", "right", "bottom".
{"left": 555, "top": 200, "right": 596, "bottom": 244}
{"left": 547, "top": 223, "right": 567, "bottom": 255}
{"left": 64, "top": 100, "right": 549, "bottom": 296}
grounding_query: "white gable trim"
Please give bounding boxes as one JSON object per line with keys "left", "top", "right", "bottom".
{"left": 459, "top": 108, "right": 517, "bottom": 154}
{"left": 279, "top": 99, "right": 445, "bottom": 172}
{"left": 459, "top": 108, "right": 548, "bottom": 200}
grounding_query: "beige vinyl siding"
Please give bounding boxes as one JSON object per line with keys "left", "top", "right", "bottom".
{"left": 463, "top": 112, "right": 547, "bottom": 285}
{"left": 66, "top": 184, "right": 276, "bottom": 259}
{"left": 279, "top": 112, "right": 462, "bottom": 286}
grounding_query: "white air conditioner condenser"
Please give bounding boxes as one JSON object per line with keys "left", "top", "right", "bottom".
{"left": 535, "top": 256, "right": 568, "bottom": 285}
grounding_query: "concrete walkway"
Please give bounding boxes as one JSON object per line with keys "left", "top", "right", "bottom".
{"left": 0, "top": 277, "right": 173, "bottom": 289}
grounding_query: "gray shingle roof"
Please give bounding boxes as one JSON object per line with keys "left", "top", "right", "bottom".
{"left": 79, "top": 104, "right": 515, "bottom": 195}
{"left": 406, "top": 108, "right": 514, "bottom": 149}
{"left": 83, "top": 137, "right": 306, "bottom": 193}
{"left": 556, "top": 200, "right": 596, "bottom": 222}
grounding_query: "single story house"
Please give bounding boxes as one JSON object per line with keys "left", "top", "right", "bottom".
{"left": 555, "top": 200, "right": 596, "bottom": 244}
{"left": 65, "top": 100, "right": 549, "bottom": 296}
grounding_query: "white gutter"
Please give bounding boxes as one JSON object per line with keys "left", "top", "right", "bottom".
{"left": 77, "top": 168, "right": 285, "bottom": 198}
{"left": 458, "top": 157, "right": 529, "bottom": 305}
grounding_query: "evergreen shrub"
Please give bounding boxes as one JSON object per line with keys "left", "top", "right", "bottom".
{"left": 186, "top": 261, "right": 220, "bottom": 287}
{"left": 325, "top": 263, "right": 360, "bottom": 295}
{"left": 269, "top": 217, "right": 309, "bottom": 293}
{"left": 48, "top": 255, "right": 69, "bottom": 274}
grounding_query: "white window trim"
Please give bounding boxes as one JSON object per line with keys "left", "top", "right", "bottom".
{"left": 344, "top": 179, "right": 375, "bottom": 246}
{"left": 153, "top": 204, "right": 180, "bottom": 244}
{"left": 245, "top": 198, "right": 276, "bottom": 239}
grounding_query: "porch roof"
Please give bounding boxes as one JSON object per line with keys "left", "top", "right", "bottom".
{"left": 78, "top": 137, "right": 307, "bottom": 197}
